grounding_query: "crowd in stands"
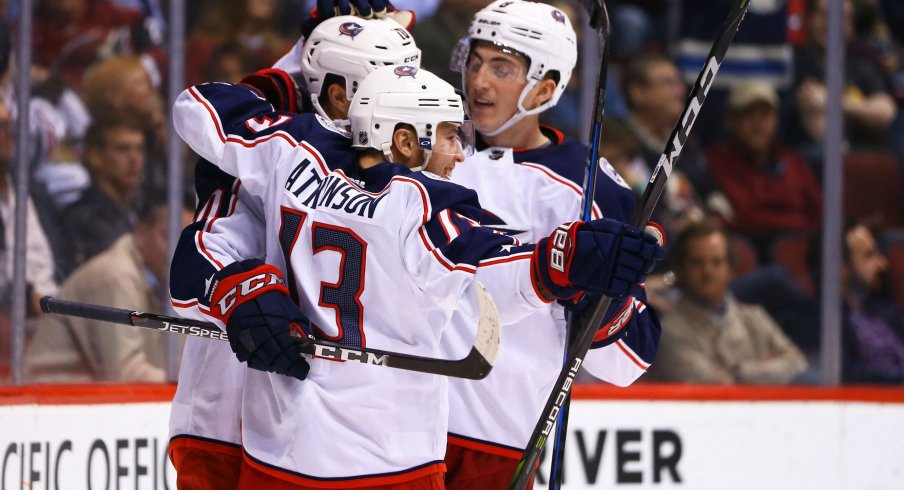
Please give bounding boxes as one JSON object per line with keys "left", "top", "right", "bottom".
{"left": 0, "top": 0, "right": 902, "bottom": 387}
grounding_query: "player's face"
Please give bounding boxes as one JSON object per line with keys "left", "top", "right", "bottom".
{"left": 677, "top": 232, "right": 731, "bottom": 307}
{"left": 465, "top": 42, "right": 529, "bottom": 133}
{"left": 425, "top": 122, "right": 466, "bottom": 178}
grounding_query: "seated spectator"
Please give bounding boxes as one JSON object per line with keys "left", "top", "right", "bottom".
{"left": 792, "top": 0, "right": 897, "bottom": 156}
{"left": 185, "top": 0, "right": 298, "bottom": 87}
{"left": 82, "top": 56, "right": 167, "bottom": 194}
{"left": 617, "top": 54, "right": 709, "bottom": 235}
{"left": 59, "top": 112, "right": 145, "bottom": 276}
{"left": 707, "top": 80, "right": 823, "bottom": 261}
{"left": 0, "top": 98, "right": 59, "bottom": 376}
{"left": 645, "top": 222, "right": 808, "bottom": 384}
{"left": 25, "top": 199, "right": 190, "bottom": 383}
{"left": 31, "top": 0, "right": 162, "bottom": 93}
{"left": 833, "top": 224, "right": 904, "bottom": 384}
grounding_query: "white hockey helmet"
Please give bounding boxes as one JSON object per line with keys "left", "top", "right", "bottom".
{"left": 300, "top": 15, "right": 422, "bottom": 120}
{"left": 348, "top": 65, "right": 474, "bottom": 166}
{"left": 451, "top": 0, "right": 578, "bottom": 136}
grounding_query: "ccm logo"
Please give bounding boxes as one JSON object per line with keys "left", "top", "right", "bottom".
{"left": 216, "top": 272, "right": 282, "bottom": 316}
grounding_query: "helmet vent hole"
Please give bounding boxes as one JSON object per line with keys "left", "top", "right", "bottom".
{"left": 375, "top": 123, "right": 380, "bottom": 129}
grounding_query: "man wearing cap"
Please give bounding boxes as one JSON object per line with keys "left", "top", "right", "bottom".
{"left": 706, "top": 80, "right": 823, "bottom": 260}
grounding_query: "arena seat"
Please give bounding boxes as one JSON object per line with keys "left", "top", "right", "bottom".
{"left": 843, "top": 152, "right": 904, "bottom": 230}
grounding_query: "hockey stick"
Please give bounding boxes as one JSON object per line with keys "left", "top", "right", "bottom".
{"left": 509, "top": 1, "right": 751, "bottom": 488}
{"left": 40, "top": 286, "right": 501, "bottom": 380}
{"left": 548, "top": 1, "right": 611, "bottom": 488}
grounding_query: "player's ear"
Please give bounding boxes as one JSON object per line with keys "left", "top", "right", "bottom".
{"left": 525, "top": 78, "right": 557, "bottom": 110}
{"left": 326, "top": 83, "right": 350, "bottom": 119}
{"left": 390, "top": 125, "right": 420, "bottom": 165}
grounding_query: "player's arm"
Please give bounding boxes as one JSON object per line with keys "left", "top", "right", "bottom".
{"left": 172, "top": 69, "right": 303, "bottom": 201}
{"left": 578, "top": 157, "right": 664, "bottom": 385}
{"left": 412, "top": 198, "right": 664, "bottom": 326}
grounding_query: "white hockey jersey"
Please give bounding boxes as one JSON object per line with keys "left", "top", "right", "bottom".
{"left": 444, "top": 128, "right": 662, "bottom": 457}
{"left": 168, "top": 41, "right": 308, "bottom": 457}
{"left": 171, "top": 81, "right": 552, "bottom": 484}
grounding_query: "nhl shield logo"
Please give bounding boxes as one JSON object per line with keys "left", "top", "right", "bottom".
{"left": 339, "top": 22, "right": 365, "bottom": 38}
{"left": 358, "top": 131, "right": 368, "bottom": 145}
{"left": 393, "top": 65, "right": 418, "bottom": 78}
{"left": 551, "top": 9, "right": 566, "bottom": 24}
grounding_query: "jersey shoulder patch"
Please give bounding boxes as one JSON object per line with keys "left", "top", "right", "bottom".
{"left": 600, "top": 157, "right": 631, "bottom": 190}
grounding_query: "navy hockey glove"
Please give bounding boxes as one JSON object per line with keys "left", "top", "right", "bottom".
{"left": 302, "top": 1, "right": 414, "bottom": 38}
{"left": 239, "top": 68, "right": 302, "bottom": 113}
{"left": 532, "top": 218, "right": 665, "bottom": 301}
{"left": 208, "top": 259, "right": 314, "bottom": 381}
{"left": 561, "top": 294, "right": 636, "bottom": 347}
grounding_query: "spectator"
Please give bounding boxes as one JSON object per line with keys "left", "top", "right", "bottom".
{"left": 707, "top": 80, "right": 823, "bottom": 261}
{"left": 81, "top": 55, "right": 167, "bottom": 194}
{"left": 0, "top": 97, "right": 58, "bottom": 376}
{"left": 645, "top": 222, "right": 808, "bottom": 384}
{"left": 185, "top": 0, "right": 298, "bottom": 87}
{"left": 25, "top": 199, "right": 190, "bottom": 383}
{"left": 31, "top": 0, "right": 161, "bottom": 92}
{"left": 792, "top": 0, "right": 897, "bottom": 154}
{"left": 59, "top": 112, "right": 145, "bottom": 276}
{"left": 833, "top": 224, "right": 904, "bottom": 384}
{"left": 618, "top": 53, "right": 708, "bottom": 235}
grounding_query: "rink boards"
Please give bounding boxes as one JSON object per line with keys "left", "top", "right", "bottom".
{"left": 1, "top": 384, "right": 902, "bottom": 489}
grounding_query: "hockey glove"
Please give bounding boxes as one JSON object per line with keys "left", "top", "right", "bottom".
{"left": 561, "top": 294, "right": 636, "bottom": 347}
{"left": 532, "top": 218, "right": 665, "bottom": 302}
{"left": 208, "top": 259, "right": 314, "bottom": 381}
{"left": 239, "top": 68, "right": 303, "bottom": 113}
{"left": 302, "top": 1, "right": 414, "bottom": 38}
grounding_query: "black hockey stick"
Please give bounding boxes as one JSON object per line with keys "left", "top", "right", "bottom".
{"left": 40, "top": 290, "right": 501, "bottom": 380}
{"left": 509, "top": 1, "right": 751, "bottom": 488}
{"left": 548, "top": 1, "right": 611, "bottom": 488}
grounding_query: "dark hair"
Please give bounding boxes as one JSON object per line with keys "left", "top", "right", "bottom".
{"left": 83, "top": 111, "right": 144, "bottom": 150}
{"left": 670, "top": 221, "right": 729, "bottom": 268}
{"left": 317, "top": 73, "right": 347, "bottom": 112}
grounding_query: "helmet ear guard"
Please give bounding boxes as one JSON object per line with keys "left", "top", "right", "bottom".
{"left": 454, "top": 0, "right": 578, "bottom": 136}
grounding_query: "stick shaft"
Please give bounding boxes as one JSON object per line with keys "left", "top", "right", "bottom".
{"left": 40, "top": 296, "right": 495, "bottom": 379}
{"left": 550, "top": 2, "right": 611, "bottom": 487}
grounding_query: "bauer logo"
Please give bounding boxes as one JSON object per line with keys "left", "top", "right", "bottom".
{"left": 338, "top": 22, "right": 364, "bottom": 38}
{"left": 394, "top": 65, "right": 418, "bottom": 78}
{"left": 552, "top": 9, "right": 567, "bottom": 24}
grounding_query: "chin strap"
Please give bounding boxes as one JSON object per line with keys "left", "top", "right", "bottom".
{"left": 477, "top": 79, "right": 555, "bottom": 137}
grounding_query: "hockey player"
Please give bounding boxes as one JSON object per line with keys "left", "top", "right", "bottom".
{"left": 167, "top": 12, "right": 422, "bottom": 489}
{"left": 171, "top": 64, "right": 663, "bottom": 488}
{"left": 442, "top": 1, "right": 663, "bottom": 487}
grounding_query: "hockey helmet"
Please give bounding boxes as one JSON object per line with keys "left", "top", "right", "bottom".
{"left": 348, "top": 65, "right": 475, "bottom": 167}
{"left": 300, "top": 16, "right": 422, "bottom": 120}
{"left": 450, "top": 0, "right": 578, "bottom": 136}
